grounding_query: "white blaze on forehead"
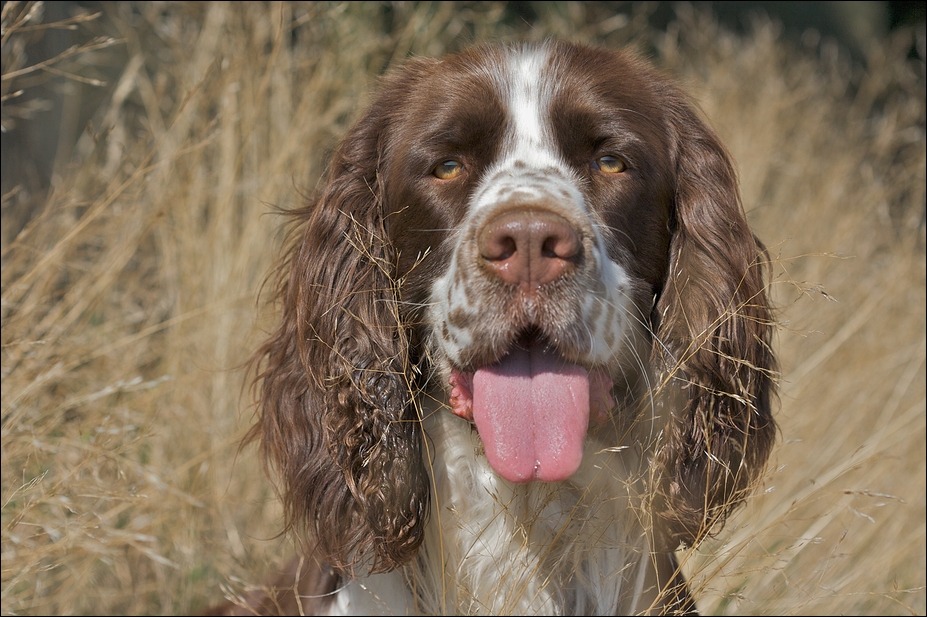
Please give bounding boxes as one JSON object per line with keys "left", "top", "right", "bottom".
{"left": 508, "top": 48, "right": 549, "bottom": 153}
{"left": 494, "top": 45, "right": 566, "bottom": 169}
{"left": 470, "top": 45, "right": 573, "bottom": 215}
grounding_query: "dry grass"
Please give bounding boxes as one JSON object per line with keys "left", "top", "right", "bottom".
{"left": 2, "top": 2, "right": 924, "bottom": 615}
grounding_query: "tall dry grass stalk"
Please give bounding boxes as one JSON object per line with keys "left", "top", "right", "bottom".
{"left": 2, "top": 2, "right": 924, "bottom": 615}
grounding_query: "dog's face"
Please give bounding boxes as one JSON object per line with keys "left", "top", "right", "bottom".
{"left": 384, "top": 44, "right": 676, "bottom": 298}
{"left": 370, "top": 43, "right": 680, "bottom": 482}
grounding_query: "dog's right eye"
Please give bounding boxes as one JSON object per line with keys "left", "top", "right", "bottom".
{"left": 592, "top": 155, "right": 627, "bottom": 174}
{"left": 433, "top": 160, "right": 463, "bottom": 180}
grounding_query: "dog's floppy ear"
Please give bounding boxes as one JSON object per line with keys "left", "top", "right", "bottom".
{"left": 652, "top": 94, "right": 777, "bottom": 550}
{"left": 247, "top": 76, "right": 428, "bottom": 576}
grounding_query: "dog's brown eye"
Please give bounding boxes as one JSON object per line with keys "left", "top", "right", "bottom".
{"left": 433, "top": 160, "right": 463, "bottom": 180}
{"left": 593, "top": 155, "right": 627, "bottom": 174}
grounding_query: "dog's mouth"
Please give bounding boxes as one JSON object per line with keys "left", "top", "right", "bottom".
{"left": 448, "top": 330, "right": 614, "bottom": 483}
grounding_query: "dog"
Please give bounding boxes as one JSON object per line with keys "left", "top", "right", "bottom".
{"left": 230, "top": 39, "right": 776, "bottom": 616}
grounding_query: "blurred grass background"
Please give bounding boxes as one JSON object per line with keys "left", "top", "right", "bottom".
{"left": 1, "top": 2, "right": 924, "bottom": 615}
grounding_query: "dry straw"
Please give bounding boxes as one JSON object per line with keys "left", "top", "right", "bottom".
{"left": 2, "top": 2, "right": 924, "bottom": 615}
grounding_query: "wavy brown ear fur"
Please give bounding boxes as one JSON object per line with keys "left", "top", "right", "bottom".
{"left": 652, "top": 95, "right": 777, "bottom": 551}
{"left": 247, "top": 103, "right": 428, "bottom": 576}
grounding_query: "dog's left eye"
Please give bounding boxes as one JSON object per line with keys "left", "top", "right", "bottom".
{"left": 433, "top": 160, "right": 463, "bottom": 180}
{"left": 592, "top": 155, "right": 627, "bottom": 174}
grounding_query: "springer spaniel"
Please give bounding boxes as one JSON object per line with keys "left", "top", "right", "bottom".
{"left": 239, "top": 40, "right": 777, "bottom": 616}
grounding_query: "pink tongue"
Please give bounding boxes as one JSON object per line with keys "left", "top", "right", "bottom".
{"left": 472, "top": 345, "right": 590, "bottom": 483}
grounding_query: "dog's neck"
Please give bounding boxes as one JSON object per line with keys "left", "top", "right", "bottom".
{"left": 415, "top": 407, "right": 657, "bottom": 615}
{"left": 326, "top": 398, "right": 667, "bottom": 616}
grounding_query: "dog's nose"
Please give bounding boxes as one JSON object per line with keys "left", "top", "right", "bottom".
{"left": 478, "top": 210, "right": 582, "bottom": 287}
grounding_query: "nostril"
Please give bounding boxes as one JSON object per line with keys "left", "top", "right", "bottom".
{"left": 481, "top": 229, "right": 518, "bottom": 262}
{"left": 541, "top": 231, "right": 580, "bottom": 261}
{"left": 541, "top": 237, "right": 557, "bottom": 258}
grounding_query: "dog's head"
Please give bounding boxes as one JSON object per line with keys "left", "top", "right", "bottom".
{"left": 250, "top": 40, "right": 777, "bottom": 574}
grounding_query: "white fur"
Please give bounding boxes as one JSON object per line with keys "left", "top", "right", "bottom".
{"left": 326, "top": 401, "right": 657, "bottom": 616}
